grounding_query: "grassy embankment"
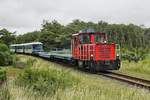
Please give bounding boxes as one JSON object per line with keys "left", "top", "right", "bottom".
{"left": 0, "top": 54, "right": 150, "bottom": 100}
{"left": 120, "top": 53, "right": 150, "bottom": 79}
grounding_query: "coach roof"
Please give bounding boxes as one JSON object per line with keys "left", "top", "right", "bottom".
{"left": 10, "top": 42, "right": 43, "bottom": 47}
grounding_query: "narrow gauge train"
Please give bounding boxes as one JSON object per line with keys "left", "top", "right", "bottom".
{"left": 10, "top": 42, "right": 43, "bottom": 54}
{"left": 10, "top": 29, "right": 121, "bottom": 71}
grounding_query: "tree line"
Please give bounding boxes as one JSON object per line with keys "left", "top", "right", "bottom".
{"left": 0, "top": 19, "right": 150, "bottom": 60}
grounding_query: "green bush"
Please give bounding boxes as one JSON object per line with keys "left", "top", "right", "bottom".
{"left": 0, "top": 43, "right": 13, "bottom": 66}
{"left": 121, "top": 48, "right": 149, "bottom": 62}
{"left": 0, "top": 43, "right": 9, "bottom": 52}
{"left": 15, "top": 68, "right": 79, "bottom": 96}
{"left": 0, "top": 52, "right": 13, "bottom": 66}
{"left": 122, "top": 52, "right": 140, "bottom": 62}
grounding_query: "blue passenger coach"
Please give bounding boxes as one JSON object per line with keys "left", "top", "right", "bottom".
{"left": 10, "top": 42, "right": 43, "bottom": 54}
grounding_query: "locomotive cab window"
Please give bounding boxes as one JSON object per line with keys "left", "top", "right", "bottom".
{"left": 79, "top": 34, "right": 90, "bottom": 44}
{"left": 94, "top": 34, "right": 105, "bottom": 43}
{"left": 74, "top": 37, "right": 78, "bottom": 47}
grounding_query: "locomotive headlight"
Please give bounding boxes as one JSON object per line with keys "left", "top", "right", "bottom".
{"left": 104, "top": 41, "right": 107, "bottom": 43}
{"left": 116, "top": 55, "right": 120, "bottom": 59}
{"left": 91, "top": 54, "right": 93, "bottom": 57}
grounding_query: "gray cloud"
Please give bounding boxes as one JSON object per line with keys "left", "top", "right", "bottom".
{"left": 0, "top": 0, "right": 150, "bottom": 34}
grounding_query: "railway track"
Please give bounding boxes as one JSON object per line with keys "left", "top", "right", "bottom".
{"left": 100, "top": 71, "right": 150, "bottom": 90}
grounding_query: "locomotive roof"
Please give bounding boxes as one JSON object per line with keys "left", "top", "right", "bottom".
{"left": 72, "top": 32, "right": 105, "bottom": 36}
{"left": 10, "top": 42, "right": 43, "bottom": 46}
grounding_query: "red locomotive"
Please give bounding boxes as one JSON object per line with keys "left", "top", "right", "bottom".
{"left": 71, "top": 29, "right": 120, "bottom": 71}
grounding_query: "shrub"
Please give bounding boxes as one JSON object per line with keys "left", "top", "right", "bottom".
{"left": 0, "top": 52, "right": 13, "bottom": 66}
{"left": 0, "top": 43, "right": 13, "bottom": 66}
{"left": 0, "top": 43, "right": 9, "bottom": 52}
{"left": 123, "top": 52, "right": 140, "bottom": 62}
{"left": 15, "top": 67, "right": 79, "bottom": 96}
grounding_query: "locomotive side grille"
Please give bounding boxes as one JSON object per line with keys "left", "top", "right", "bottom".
{"left": 78, "top": 44, "right": 95, "bottom": 60}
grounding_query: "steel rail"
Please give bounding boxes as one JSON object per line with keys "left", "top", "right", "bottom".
{"left": 100, "top": 71, "right": 150, "bottom": 90}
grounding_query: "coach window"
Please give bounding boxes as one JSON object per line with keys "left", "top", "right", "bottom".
{"left": 33, "top": 44, "right": 43, "bottom": 50}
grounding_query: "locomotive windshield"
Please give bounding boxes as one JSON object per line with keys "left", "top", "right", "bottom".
{"left": 79, "top": 34, "right": 90, "bottom": 44}
{"left": 94, "top": 34, "right": 105, "bottom": 43}
{"left": 78, "top": 34, "right": 106, "bottom": 44}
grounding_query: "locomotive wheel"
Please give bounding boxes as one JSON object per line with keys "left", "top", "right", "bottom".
{"left": 89, "top": 61, "right": 96, "bottom": 73}
{"left": 115, "top": 59, "right": 120, "bottom": 70}
{"left": 71, "top": 59, "right": 77, "bottom": 66}
{"left": 78, "top": 60, "right": 84, "bottom": 70}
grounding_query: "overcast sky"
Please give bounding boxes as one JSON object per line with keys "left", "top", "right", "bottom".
{"left": 0, "top": 0, "right": 150, "bottom": 34}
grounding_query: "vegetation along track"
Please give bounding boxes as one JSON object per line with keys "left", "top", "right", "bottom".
{"left": 37, "top": 55, "right": 150, "bottom": 91}
{"left": 100, "top": 71, "right": 150, "bottom": 90}
{"left": 19, "top": 54, "right": 150, "bottom": 91}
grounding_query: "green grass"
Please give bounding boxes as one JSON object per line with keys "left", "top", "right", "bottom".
{"left": 0, "top": 67, "right": 6, "bottom": 82}
{"left": 0, "top": 84, "right": 10, "bottom": 100}
{"left": 0, "top": 54, "right": 150, "bottom": 100}
{"left": 120, "top": 54, "right": 150, "bottom": 79}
